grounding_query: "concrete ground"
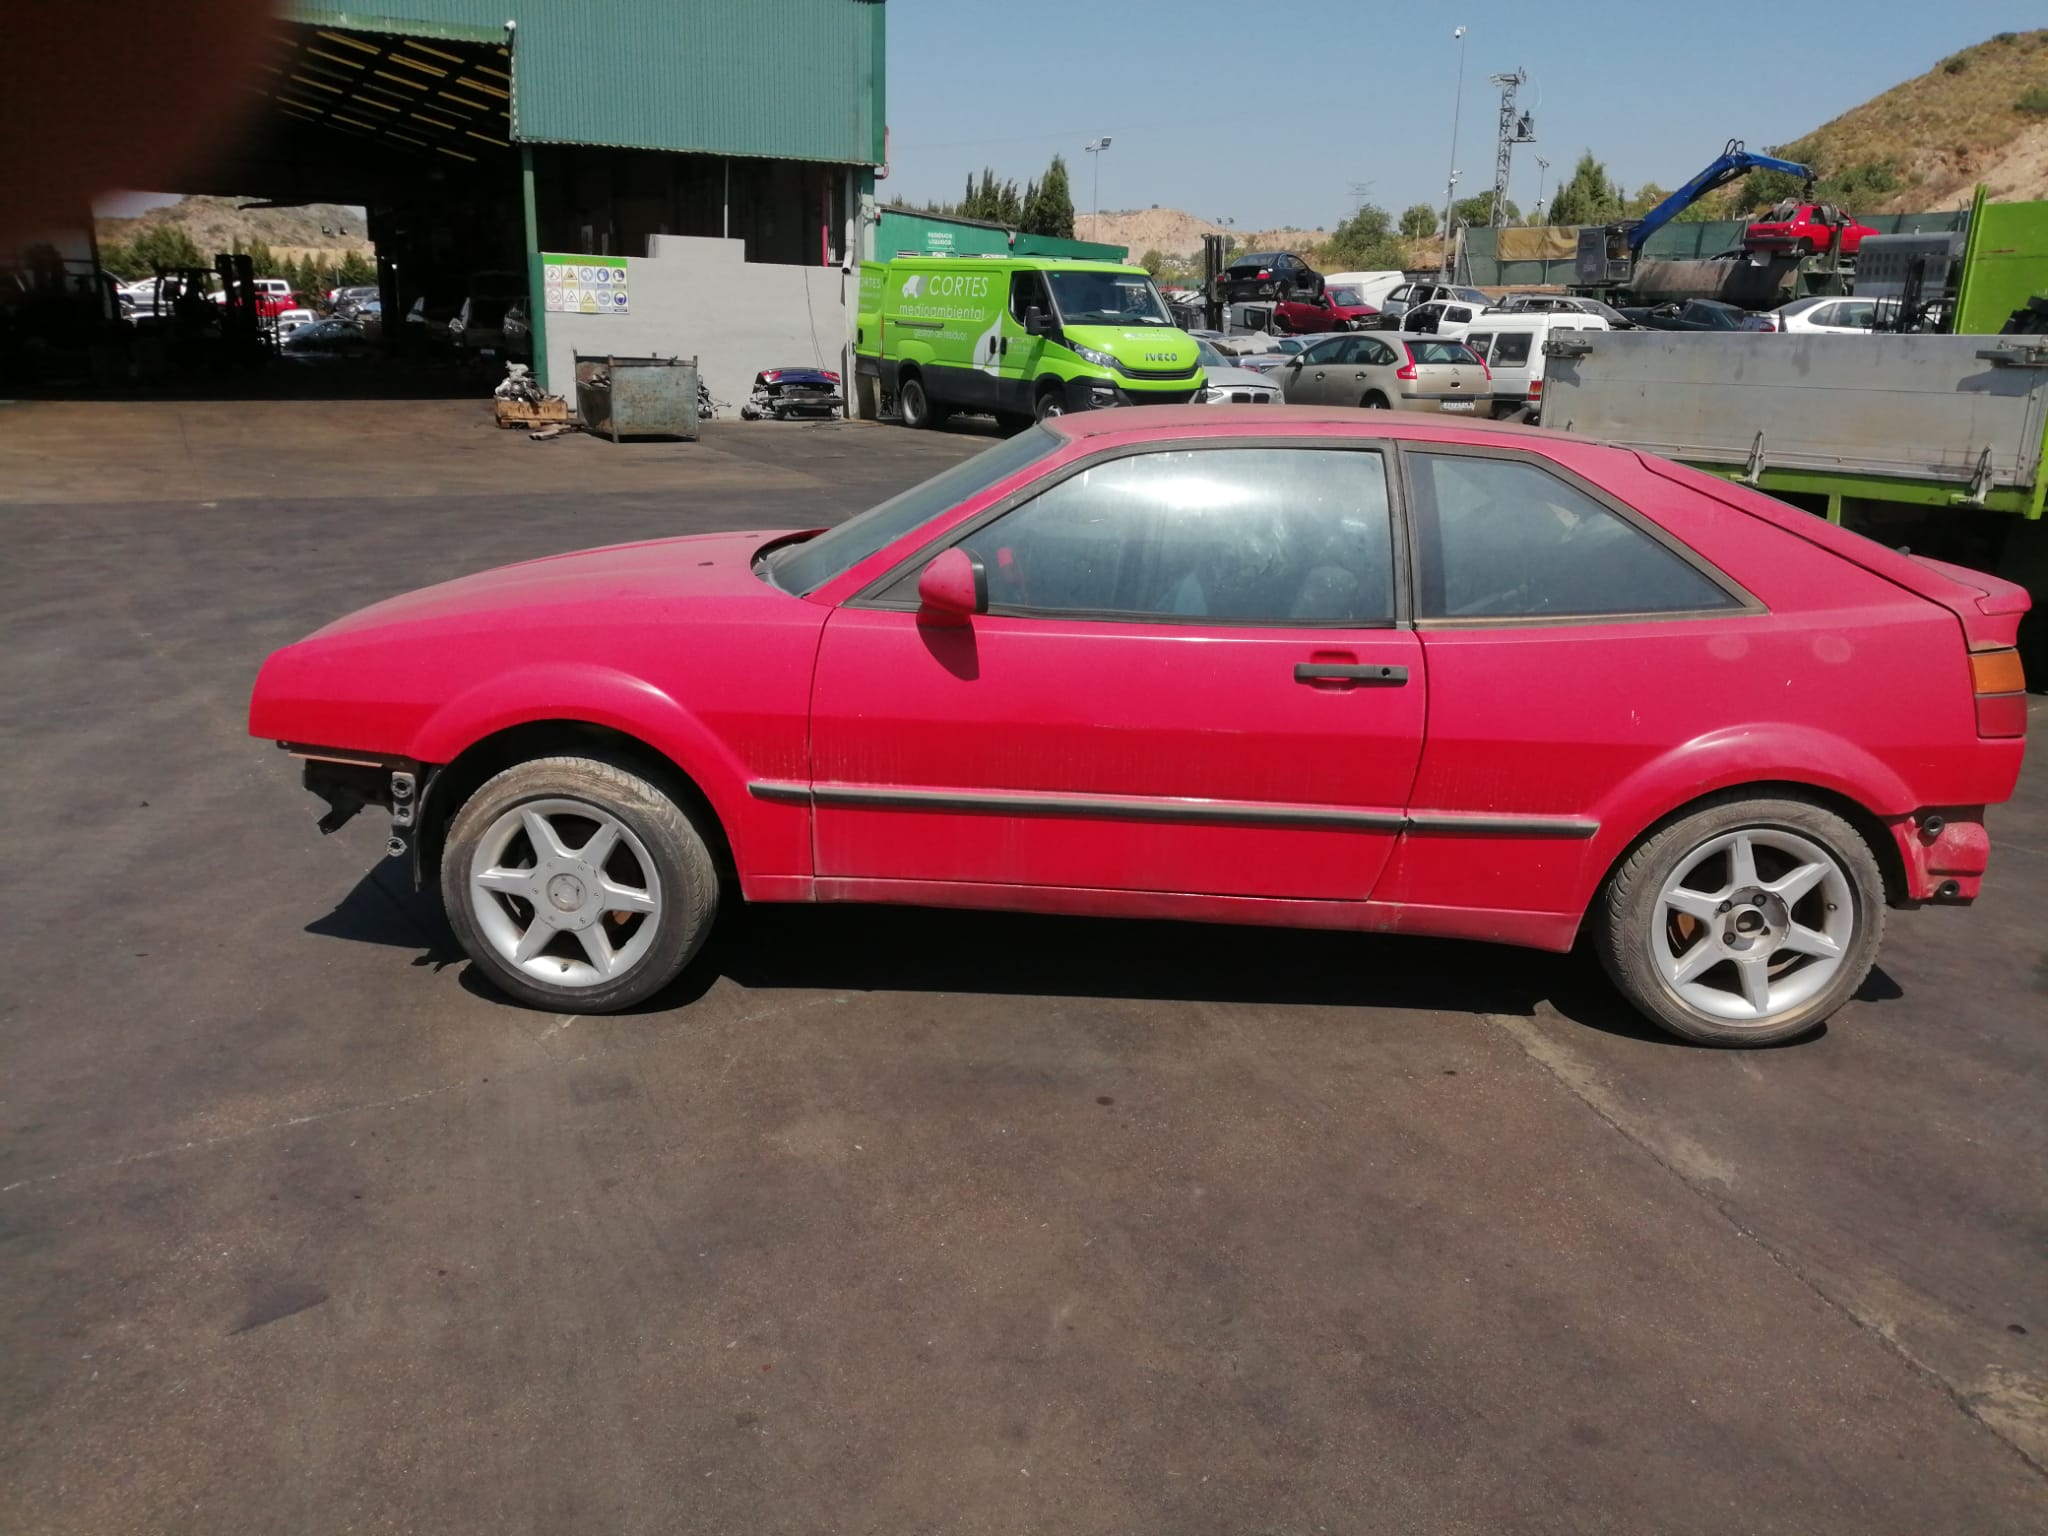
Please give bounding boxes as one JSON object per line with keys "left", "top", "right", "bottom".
{"left": 2, "top": 398, "right": 2044, "bottom": 1534}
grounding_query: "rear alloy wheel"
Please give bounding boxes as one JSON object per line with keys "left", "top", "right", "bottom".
{"left": 897, "top": 375, "right": 933, "bottom": 429}
{"left": 442, "top": 756, "right": 719, "bottom": 1013}
{"left": 1361, "top": 392, "right": 1391, "bottom": 410}
{"left": 1597, "top": 797, "right": 1884, "bottom": 1046}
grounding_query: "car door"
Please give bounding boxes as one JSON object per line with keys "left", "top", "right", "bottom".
{"left": 1283, "top": 335, "right": 1350, "bottom": 403}
{"left": 999, "top": 270, "right": 1051, "bottom": 412}
{"left": 1374, "top": 445, "right": 1757, "bottom": 922}
{"left": 806, "top": 442, "right": 1426, "bottom": 901}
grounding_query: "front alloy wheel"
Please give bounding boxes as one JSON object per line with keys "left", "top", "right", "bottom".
{"left": 1597, "top": 797, "right": 1885, "bottom": 1046}
{"left": 442, "top": 756, "right": 719, "bottom": 1012}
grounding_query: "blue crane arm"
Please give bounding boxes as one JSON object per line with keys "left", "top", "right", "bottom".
{"left": 1626, "top": 138, "right": 1813, "bottom": 252}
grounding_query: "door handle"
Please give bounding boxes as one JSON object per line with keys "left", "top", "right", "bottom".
{"left": 1295, "top": 663, "right": 1409, "bottom": 685}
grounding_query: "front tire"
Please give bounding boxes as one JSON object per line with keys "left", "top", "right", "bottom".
{"left": 442, "top": 756, "right": 720, "bottom": 1013}
{"left": 1595, "top": 796, "right": 1885, "bottom": 1046}
{"left": 1033, "top": 386, "right": 1066, "bottom": 422}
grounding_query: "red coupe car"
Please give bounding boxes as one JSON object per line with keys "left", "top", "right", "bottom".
{"left": 250, "top": 408, "right": 2028, "bottom": 1046}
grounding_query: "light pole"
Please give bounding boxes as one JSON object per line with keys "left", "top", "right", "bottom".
{"left": 1440, "top": 25, "right": 1468, "bottom": 279}
{"left": 1084, "top": 137, "right": 1113, "bottom": 240}
{"left": 1534, "top": 156, "right": 1551, "bottom": 225}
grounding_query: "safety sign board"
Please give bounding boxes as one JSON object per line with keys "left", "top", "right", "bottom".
{"left": 542, "top": 254, "right": 630, "bottom": 315}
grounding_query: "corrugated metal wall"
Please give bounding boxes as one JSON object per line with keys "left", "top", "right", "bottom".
{"left": 286, "top": 0, "right": 883, "bottom": 165}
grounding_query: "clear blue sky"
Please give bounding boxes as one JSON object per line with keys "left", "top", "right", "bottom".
{"left": 881, "top": 1, "right": 2044, "bottom": 229}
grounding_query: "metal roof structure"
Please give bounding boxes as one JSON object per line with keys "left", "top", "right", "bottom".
{"left": 281, "top": 0, "right": 885, "bottom": 167}
{"left": 257, "top": 24, "right": 514, "bottom": 167}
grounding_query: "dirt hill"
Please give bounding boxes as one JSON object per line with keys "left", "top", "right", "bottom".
{"left": 95, "top": 194, "right": 374, "bottom": 265}
{"left": 1078, "top": 207, "right": 1330, "bottom": 260}
{"left": 1741, "top": 29, "right": 2048, "bottom": 212}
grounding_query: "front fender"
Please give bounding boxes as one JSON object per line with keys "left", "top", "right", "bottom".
{"left": 410, "top": 662, "right": 755, "bottom": 829}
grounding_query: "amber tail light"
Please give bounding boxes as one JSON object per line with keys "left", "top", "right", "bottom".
{"left": 1971, "top": 648, "right": 2027, "bottom": 738}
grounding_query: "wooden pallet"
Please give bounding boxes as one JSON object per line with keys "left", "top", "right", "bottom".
{"left": 493, "top": 396, "right": 572, "bottom": 429}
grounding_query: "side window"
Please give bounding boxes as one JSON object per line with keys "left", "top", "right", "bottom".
{"left": 1362, "top": 338, "right": 1399, "bottom": 366}
{"left": 1408, "top": 453, "right": 1740, "bottom": 620}
{"left": 938, "top": 449, "right": 1397, "bottom": 626}
{"left": 1463, "top": 332, "right": 1495, "bottom": 361}
{"left": 1302, "top": 337, "right": 1346, "bottom": 365}
{"left": 1009, "top": 272, "right": 1049, "bottom": 323}
{"left": 1835, "top": 300, "right": 1875, "bottom": 329}
{"left": 1447, "top": 306, "right": 1472, "bottom": 324}
{"left": 1491, "top": 332, "right": 1533, "bottom": 366}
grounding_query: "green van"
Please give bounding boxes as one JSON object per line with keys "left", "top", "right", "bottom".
{"left": 853, "top": 257, "right": 1205, "bottom": 428}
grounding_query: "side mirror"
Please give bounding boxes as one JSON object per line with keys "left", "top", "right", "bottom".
{"left": 917, "top": 548, "right": 987, "bottom": 627}
{"left": 1023, "top": 307, "right": 1052, "bottom": 338}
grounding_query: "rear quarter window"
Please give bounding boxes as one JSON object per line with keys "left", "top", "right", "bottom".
{"left": 1407, "top": 453, "right": 1742, "bottom": 620}
{"left": 1491, "top": 333, "right": 1533, "bottom": 365}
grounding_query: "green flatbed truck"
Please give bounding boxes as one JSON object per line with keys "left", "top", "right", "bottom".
{"left": 1540, "top": 196, "right": 2048, "bottom": 678}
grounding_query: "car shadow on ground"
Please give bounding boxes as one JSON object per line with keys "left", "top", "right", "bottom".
{"left": 307, "top": 868, "right": 1900, "bottom": 1048}
{"left": 311, "top": 863, "right": 1899, "bottom": 1047}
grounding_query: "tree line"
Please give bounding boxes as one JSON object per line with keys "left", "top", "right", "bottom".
{"left": 100, "top": 224, "right": 376, "bottom": 295}
{"left": 914, "top": 154, "right": 1077, "bottom": 239}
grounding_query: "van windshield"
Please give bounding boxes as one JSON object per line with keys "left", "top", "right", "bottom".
{"left": 1048, "top": 271, "right": 1173, "bottom": 327}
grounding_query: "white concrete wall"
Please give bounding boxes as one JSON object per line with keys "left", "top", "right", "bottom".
{"left": 540, "top": 235, "right": 852, "bottom": 413}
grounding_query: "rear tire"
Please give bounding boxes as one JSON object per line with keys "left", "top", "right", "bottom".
{"left": 442, "top": 756, "right": 719, "bottom": 1014}
{"left": 1361, "top": 392, "right": 1391, "bottom": 410}
{"left": 898, "top": 374, "right": 935, "bottom": 429}
{"left": 1595, "top": 796, "right": 1885, "bottom": 1047}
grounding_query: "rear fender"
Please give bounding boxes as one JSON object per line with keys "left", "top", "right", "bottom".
{"left": 1585, "top": 723, "right": 1915, "bottom": 892}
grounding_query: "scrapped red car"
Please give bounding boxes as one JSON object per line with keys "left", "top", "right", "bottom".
{"left": 1744, "top": 201, "right": 1879, "bottom": 257}
{"left": 249, "top": 409, "right": 2029, "bottom": 1045}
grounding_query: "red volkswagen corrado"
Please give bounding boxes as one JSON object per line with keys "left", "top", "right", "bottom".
{"left": 250, "top": 408, "right": 2029, "bottom": 1046}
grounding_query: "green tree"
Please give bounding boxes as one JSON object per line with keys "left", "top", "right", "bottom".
{"left": 1320, "top": 203, "right": 1403, "bottom": 272}
{"left": 1452, "top": 192, "right": 1518, "bottom": 229}
{"left": 1021, "top": 154, "right": 1075, "bottom": 238}
{"left": 1138, "top": 248, "right": 1165, "bottom": 276}
{"left": 337, "top": 250, "right": 375, "bottom": 286}
{"left": 1398, "top": 203, "right": 1439, "bottom": 238}
{"left": 1546, "top": 152, "right": 1623, "bottom": 226}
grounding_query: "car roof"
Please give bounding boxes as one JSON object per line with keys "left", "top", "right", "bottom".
{"left": 1045, "top": 404, "right": 1598, "bottom": 450}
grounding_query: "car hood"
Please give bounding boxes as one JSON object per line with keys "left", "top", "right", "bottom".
{"left": 1063, "top": 325, "right": 1198, "bottom": 371}
{"left": 308, "top": 529, "right": 789, "bottom": 642}
{"left": 1203, "top": 363, "right": 1277, "bottom": 389}
{"left": 250, "top": 529, "right": 814, "bottom": 754}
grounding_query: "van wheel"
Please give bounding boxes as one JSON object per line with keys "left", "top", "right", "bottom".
{"left": 1361, "top": 392, "right": 1391, "bottom": 410}
{"left": 898, "top": 375, "right": 936, "bottom": 429}
{"left": 1034, "top": 387, "right": 1067, "bottom": 422}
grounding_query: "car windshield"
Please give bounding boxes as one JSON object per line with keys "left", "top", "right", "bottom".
{"left": 765, "top": 428, "right": 1062, "bottom": 595}
{"left": 1407, "top": 340, "right": 1480, "bottom": 365}
{"left": 1048, "top": 271, "right": 1173, "bottom": 326}
{"left": 1194, "top": 340, "right": 1228, "bottom": 368}
{"left": 1233, "top": 253, "right": 1282, "bottom": 269}
{"left": 1327, "top": 286, "right": 1366, "bottom": 306}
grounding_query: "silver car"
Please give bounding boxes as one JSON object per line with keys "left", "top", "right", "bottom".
{"left": 1193, "top": 339, "right": 1280, "bottom": 404}
{"left": 1277, "top": 332, "right": 1492, "bottom": 414}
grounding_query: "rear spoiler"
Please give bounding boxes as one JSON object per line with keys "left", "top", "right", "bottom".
{"left": 1634, "top": 454, "right": 2031, "bottom": 651}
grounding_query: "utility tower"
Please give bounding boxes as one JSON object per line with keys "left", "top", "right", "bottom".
{"left": 1489, "top": 69, "right": 1535, "bottom": 226}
